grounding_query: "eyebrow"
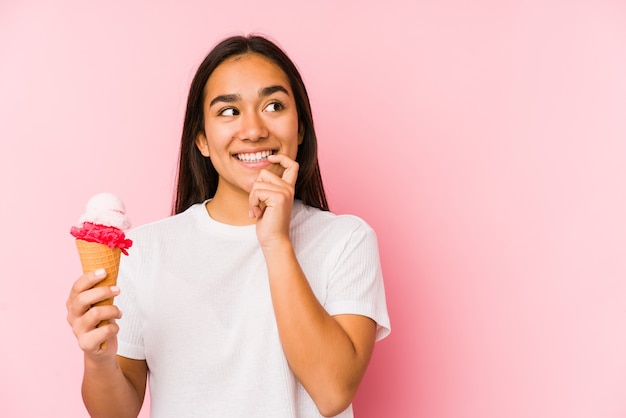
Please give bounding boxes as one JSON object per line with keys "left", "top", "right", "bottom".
{"left": 209, "top": 93, "right": 240, "bottom": 108}
{"left": 208, "top": 85, "right": 290, "bottom": 108}
{"left": 259, "top": 85, "right": 290, "bottom": 97}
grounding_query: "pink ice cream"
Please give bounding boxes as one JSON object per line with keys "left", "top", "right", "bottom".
{"left": 70, "top": 192, "right": 133, "bottom": 254}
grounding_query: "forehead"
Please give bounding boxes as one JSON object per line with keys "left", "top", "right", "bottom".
{"left": 205, "top": 53, "right": 292, "bottom": 95}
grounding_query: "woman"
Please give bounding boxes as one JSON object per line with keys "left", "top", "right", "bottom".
{"left": 67, "top": 34, "right": 390, "bottom": 418}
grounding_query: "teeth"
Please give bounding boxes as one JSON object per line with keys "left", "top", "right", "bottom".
{"left": 236, "top": 150, "right": 273, "bottom": 162}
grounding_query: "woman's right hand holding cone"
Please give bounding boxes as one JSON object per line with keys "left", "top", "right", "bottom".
{"left": 67, "top": 269, "right": 147, "bottom": 417}
{"left": 66, "top": 268, "right": 122, "bottom": 357}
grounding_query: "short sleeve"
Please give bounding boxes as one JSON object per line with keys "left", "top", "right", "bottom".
{"left": 324, "top": 220, "right": 391, "bottom": 341}
{"left": 116, "top": 253, "right": 146, "bottom": 359}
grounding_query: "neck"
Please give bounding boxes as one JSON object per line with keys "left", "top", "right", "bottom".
{"left": 206, "top": 187, "right": 255, "bottom": 226}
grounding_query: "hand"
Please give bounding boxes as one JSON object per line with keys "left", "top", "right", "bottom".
{"left": 66, "top": 268, "right": 122, "bottom": 357}
{"left": 249, "top": 154, "right": 298, "bottom": 249}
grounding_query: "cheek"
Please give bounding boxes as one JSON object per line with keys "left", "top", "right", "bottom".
{"left": 204, "top": 127, "right": 232, "bottom": 151}
{"left": 275, "top": 120, "right": 301, "bottom": 149}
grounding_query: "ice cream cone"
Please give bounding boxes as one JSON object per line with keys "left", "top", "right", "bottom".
{"left": 71, "top": 193, "right": 132, "bottom": 351}
{"left": 75, "top": 239, "right": 121, "bottom": 328}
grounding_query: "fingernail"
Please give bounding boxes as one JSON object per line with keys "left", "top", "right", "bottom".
{"left": 249, "top": 209, "right": 254, "bottom": 218}
{"left": 111, "top": 286, "right": 120, "bottom": 293}
{"left": 94, "top": 268, "right": 106, "bottom": 278}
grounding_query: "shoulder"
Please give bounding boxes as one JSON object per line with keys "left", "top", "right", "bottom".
{"left": 294, "top": 201, "right": 375, "bottom": 233}
{"left": 292, "top": 201, "right": 378, "bottom": 247}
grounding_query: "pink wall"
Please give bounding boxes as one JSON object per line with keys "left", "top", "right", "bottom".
{"left": 1, "top": 1, "right": 625, "bottom": 417}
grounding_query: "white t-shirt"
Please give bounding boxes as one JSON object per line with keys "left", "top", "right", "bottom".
{"left": 117, "top": 200, "right": 390, "bottom": 417}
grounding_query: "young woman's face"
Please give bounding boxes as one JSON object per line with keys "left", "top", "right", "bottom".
{"left": 196, "top": 53, "right": 302, "bottom": 197}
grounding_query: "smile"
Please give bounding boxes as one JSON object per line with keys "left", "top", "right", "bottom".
{"left": 234, "top": 150, "right": 275, "bottom": 163}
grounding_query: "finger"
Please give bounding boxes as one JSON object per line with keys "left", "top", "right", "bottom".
{"left": 249, "top": 172, "right": 280, "bottom": 216}
{"left": 249, "top": 188, "right": 268, "bottom": 219}
{"left": 67, "top": 284, "right": 121, "bottom": 323}
{"left": 254, "top": 169, "right": 286, "bottom": 187}
{"left": 249, "top": 177, "right": 291, "bottom": 218}
{"left": 249, "top": 184, "right": 276, "bottom": 212}
{"left": 70, "top": 284, "right": 120, "bottom": 313}
{"left": 72, "top": 304, "right": 123, "bottom": 337}
{"left": 77, "top": 320, "right": 120, "bottom": 354}
{"left": 69, "top": 268, "right": 108, "bottom": 299}
{"left": 267, "top": 154, "right": 299, "bottom": 185}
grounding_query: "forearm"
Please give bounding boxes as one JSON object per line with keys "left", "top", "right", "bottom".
{"left": 81, "top": 356, "right": 143, "bottom": 418}
{"left": 263, "top": 241, "right": 373, "bottom": 416}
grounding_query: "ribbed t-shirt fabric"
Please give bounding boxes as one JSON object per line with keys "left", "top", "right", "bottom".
{"left": 116, "top": 200, "right": 390, "bottom": 417}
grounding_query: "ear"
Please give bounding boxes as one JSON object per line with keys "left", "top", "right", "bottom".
{"left": 297, "top": 124, "right": 304, "bottom": 145}
{"left": 195, "top": 131, "right": 210, "bottom": 157}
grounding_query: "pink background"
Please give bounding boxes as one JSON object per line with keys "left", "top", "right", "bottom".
{"left": 1, "top": 1, "right": 626, "bottom": 417}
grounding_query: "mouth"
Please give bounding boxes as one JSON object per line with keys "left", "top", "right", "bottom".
{"left": 233, "top": 149, "right": 276, "bottom": 163}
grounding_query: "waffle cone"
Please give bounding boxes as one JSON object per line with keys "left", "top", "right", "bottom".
{"left": 75, "top": 239, "right": 122, "bottom": 328}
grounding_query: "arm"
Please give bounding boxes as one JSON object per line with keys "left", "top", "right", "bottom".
{"left": 67, "top": 270, "right": 147, "bottom": 418}
{"left": 82, "top": 355, "right": 147, "bottom": 418}
{"left": 264, "top": 243, "right": 376, "bottom": 417}
{"left": 250, "top": 155, "right": 377, "bottom": 416}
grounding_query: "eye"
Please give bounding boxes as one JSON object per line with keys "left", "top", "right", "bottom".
{"left": 264, "top": 102, "right": 284, "bottom": 112}
{"left": 219, "top": 107, "right": 239, "bottom": 116}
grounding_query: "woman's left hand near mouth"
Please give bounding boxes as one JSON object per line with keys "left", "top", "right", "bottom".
{"left": 249, "top": 153, "right": 299, "bottom": 249}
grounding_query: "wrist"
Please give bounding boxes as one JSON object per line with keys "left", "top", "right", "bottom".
{"left": 261, "top": 235, "right": 294, "bottom": 258}
{"left": 84, "top": 350, "right": 118, "bottom": 371}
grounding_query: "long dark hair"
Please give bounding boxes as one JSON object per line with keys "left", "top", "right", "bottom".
{"left": 173, "top": 35, "right": 328, "bottom": 215}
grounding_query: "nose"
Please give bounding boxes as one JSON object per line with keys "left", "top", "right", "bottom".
{"left": 238, "top": 110, "right": 268, "bottom": 142}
